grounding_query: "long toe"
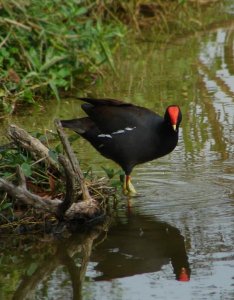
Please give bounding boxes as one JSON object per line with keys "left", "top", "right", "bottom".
{"left": 127, "top": 180, "right": 137, "bottom": 196}
{"left": 122, "top": 175, "right": 137, "bottom": 196}
{"left": 123, "top": 184, "right": 137, "bottom": 196}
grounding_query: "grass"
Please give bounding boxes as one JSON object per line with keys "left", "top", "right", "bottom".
{"left": 0, "top": 1, "right": 229, "bottom": 115}
{"left": 0, "top": 0, "right": 125, "bottom": 114}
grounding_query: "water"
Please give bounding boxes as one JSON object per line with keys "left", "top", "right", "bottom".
{"left": 1, "top": 22, "right": 234, "bottom": 300}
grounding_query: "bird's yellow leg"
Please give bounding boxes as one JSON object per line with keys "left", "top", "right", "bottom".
{"left": 123, "top": 175, "right": 128, "bottom": 195}
{"left": 123, "top": 175, "right": 137, "bottom": 196}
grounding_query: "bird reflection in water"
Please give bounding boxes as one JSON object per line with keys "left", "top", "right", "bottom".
{"left": 7, "top": 212, "right": 190, "bottom": 299}
{"left": 93, "top": 212, "right": 190, "bottom": 282}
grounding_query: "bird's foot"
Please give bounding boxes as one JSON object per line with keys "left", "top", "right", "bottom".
{"left": 123, "top": 189, "right": 137, "bottom": 197}
{"left": 123, "top": 175, "right": 137, "bottom": 197}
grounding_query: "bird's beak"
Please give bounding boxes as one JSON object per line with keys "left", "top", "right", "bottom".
{"left": 172, "top": 124, "right": 177, "bottom": 131}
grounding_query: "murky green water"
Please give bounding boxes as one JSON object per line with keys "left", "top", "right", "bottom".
{"left": 1, "top": 21, "right": 234, "bottom": 300}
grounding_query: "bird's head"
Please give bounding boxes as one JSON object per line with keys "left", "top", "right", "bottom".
{"left": 164, "top": 105, "right": 182, "bottom": 132}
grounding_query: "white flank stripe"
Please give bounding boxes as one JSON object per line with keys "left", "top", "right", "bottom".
{"left": 112, "top": 130, "right": 125, "bottom": 135}
{"left": 98, "top": 126, "right": 137, "bottom": 138}
{"left": 98, "top": 134, "right": 112, "bottom": 138}
{"left": 125, "top": 126, "right": 136, "bottom": 131}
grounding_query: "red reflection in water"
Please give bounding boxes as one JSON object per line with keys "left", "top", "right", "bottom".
{"left": 178, "top": 267, "right": 190, "bottom": 282}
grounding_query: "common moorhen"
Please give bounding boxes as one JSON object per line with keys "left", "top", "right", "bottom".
{"left": 61, "top": 98, "right": 182, "bottom": 195}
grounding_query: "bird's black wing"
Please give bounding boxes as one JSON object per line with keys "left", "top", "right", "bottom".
{"left": 79, "top": 97, "right": 157, "bottom": 133}
{"left": 79, "top": 97, "right": 132, "bottom": 107}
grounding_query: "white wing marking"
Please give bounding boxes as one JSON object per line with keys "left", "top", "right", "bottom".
{"left": 98, "top": 127, "right": 137, "bottom": 138}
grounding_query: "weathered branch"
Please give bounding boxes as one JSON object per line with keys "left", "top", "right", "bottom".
{"left": 0, "top": 163, "right": 100, "bottom": 221}
{"left": 64, "top": 199, "right": 101, "bottom": 222}
{"left": 17, "top": 164, "right": 26, "bottom": 188}
{"left": 56, "top": 154, "right": 81, "bottom": 219}
{"left": 0, "top": 166, "right": 62, "bottom": 212}
{"left": 8, "top": 124, "right": 59, "bottom": 171}
{"left": 55, "top": 119, "right": 93, "bottom": 201}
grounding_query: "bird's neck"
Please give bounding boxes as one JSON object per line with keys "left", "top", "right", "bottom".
{"left": 157, "top": 122, "right": 179, "bottom": 153}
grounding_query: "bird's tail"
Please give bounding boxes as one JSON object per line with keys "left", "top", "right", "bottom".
{"left": 60, "top": 117, "right": 94, "bottom": 134}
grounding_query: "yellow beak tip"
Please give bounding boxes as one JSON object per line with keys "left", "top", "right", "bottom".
{"left": 172, "top": 124, "right": 177, "bottom": 131}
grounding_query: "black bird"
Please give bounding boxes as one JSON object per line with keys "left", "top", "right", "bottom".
{"left": 61, "top": 98, "right": 182, "bottom": 195}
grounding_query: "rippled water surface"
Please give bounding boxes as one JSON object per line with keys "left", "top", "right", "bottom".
{"left": 1, "top": 22, "right": 234, "bottom": 300}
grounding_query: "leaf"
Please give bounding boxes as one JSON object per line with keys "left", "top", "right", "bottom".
{"left": 57, "top": 67, "right": 70, "bottom": 78}
{"left": 102, "top": 167, "right": 124, "bottom": 179}
{"left": 40, "top": 55, "right": 67, "bottom": 72}
{"left": 0, "top": 88, "right": 6, "bottom": 97}
{"left": 0, "top": 202, "right": 12, "bottom": 211}
{"left": 21, "top": 163, "right": 32, "bottom": 177}
{"left": 76, "top": 7, "right": 88, "bottom": 16}
{"left": 26, "top": 48, "right": 41, "bottom": 71}
{"left": 111, "top": 180, "right": 122, "bottom": 188}
{"left": 178, "top": 0, "right": 187, "bottom": 4}
{"left": 68, "top": 134, "right": 80, "bottom": 143}
{"left": 21, "top": 89, "right": 35, "bottom": 104}
{"left": 102, "top": 167, "right": 115, "bottom": 179}
{"left": 55, "top": 143, "right": 63, "bottom": 154}
{"left": 99, "top": 41, "right": 117, "bottom": 74}
{"left": 3, "top": 172, "right": 12, "bottom": 178}
{"left": 48, "top": 149, "right": 58, "bottom": 162}
{"left": 26, "top": 262, "right": 38, "bottom": 276}
{"left": 49, "top": 81, "right": 60, "bottom": 101}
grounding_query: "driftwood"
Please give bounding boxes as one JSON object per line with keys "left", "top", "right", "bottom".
{"left": 8, "top": 124, "right": 59, "bottom": 171}
{"left": 0, "top": 122, "right": 113, "bottom": 226}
